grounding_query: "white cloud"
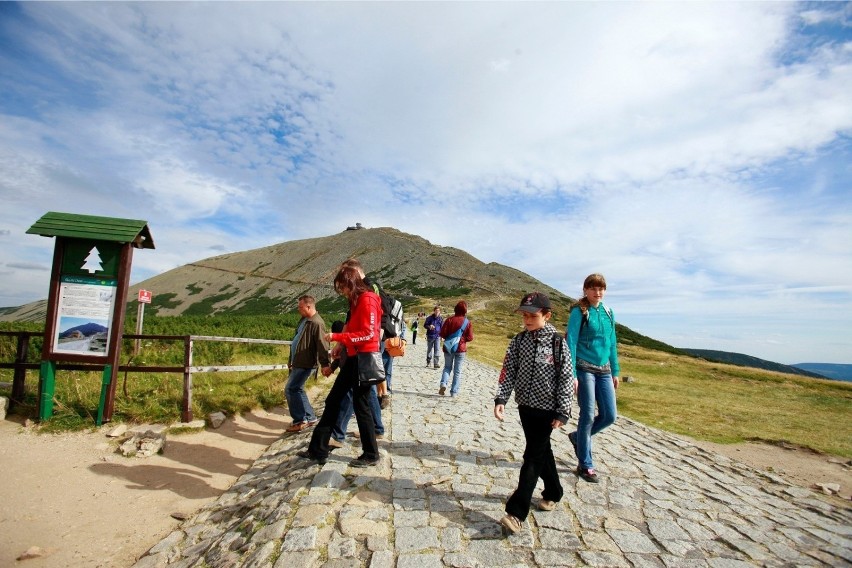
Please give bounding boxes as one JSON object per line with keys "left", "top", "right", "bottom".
{"left": 1, "top": 2, "right": 850, "bottom": 363}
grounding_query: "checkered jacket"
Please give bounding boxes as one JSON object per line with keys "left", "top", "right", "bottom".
{"left": 495, "top": 323, "right": 574, "bottom": 423}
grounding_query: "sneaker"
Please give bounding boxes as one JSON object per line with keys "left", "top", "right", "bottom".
{"left": 500, "top": 514, "right": 522, "bottom": 534}
{"left": 376, "top": 433, "right": 385, "bottom": 440}
{"left": 328, "top": 438, "right": 344, "bottom": 449}
{"left": 568, "top": 431, "right": 578, "bottom": 459}
{"left": 379, "top": 395, "right": 390, "bottom": 409}
{"left": 433, "top": 364, "right": 440, "bottom": 369}
{"left": 576, "top": 466, "right": 599, "bottom": 483}
{"left": 438, "top": 385, "right": 446, "bottom": 396}
{"left": 538, "top": 500, "right": 557, "bottom": 511}
{"left": 350, "top": 455, "right": 380, "bottom": 468}
{"left": 286, "top": 421, "right": 307, "bottom": 433}
{"left": 296, "top": 449, "right": 327, "bottom": 465}
{"left": 426, "top": 361, "right": 431, "bottom": 367}
{"left": 305, "top": 418, "right": 319, "bottom": 428}
{"left": 350, "top": 431, "right": 361, "bottom": 439}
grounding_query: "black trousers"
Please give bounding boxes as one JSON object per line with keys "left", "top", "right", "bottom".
{"left": 308, "top": 355, "right": 379, "bottom": 461}
{"left": 505, "top": 405, "right": 564, "bottom": 521}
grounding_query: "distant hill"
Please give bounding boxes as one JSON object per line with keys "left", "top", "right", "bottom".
{"left": 793, "top": 363, "right": 852, "bottom": 382}
{"left": 1, "top": 227, "right": 576, "bottom": 320}
{"left": 682, "top": 349, "right": 830, "bottom": 380}
{"left": 0, "top": 226, "right": 683, "bottom": 356}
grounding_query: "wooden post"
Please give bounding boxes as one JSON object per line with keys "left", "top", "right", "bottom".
{"left": 10, "top": 334, "right": 30, "bottom": 410}
{"left": 181, "top": 336, "right": 194, "bottom": 423}
{"left": 101, "top": 244, "right": 133, "bottom": 423}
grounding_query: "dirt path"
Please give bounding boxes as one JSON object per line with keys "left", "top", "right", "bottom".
{"left": 0, "top": 408, "right": 290, "bottom": 568}
{"left": 0, "top": 407, "right": 848, "bottom": 567}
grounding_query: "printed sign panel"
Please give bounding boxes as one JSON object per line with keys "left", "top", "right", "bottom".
{"left": 53, "top": 275, "right": 117, "bottom": 356}
{"left": 138, "top": 289, "right": 152, "bottom": 304}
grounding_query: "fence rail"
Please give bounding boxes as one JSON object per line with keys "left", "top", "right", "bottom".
{"left": 0, "top": 331, "right": 291, "bottom": 423}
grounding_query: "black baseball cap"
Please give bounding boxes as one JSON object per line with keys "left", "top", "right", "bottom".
{"left": 517, "top": 292, "right": 551, "bottom": 313}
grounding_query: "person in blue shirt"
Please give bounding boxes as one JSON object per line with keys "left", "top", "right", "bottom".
{"left": 424, "top": 306, "right": 444, "bottom": 369}
{"left": 565, "top": 273, "right": 620, "bottom": 484}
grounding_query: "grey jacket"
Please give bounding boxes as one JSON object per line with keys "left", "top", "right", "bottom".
{"left": 290, "top": 313, "right": 331, "bottom": 369}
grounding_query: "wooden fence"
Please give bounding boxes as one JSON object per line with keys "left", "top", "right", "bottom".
{"left": 0, "top": 331, "right": 291, "bottom": 423}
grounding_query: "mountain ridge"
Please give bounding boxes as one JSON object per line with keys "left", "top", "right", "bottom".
{"left": 1, "top": 226, "right": 840, "bottom": 381}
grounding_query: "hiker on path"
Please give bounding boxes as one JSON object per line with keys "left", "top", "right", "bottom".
{"left": 438, "top": 301, "right": 474, "bottom": 397}
{"left": 285, "top": 295, "right": 331, "bottom": 432}
{"left": 495, "top": 291, "right": 574, "bottom": 535}
{"left": 424, "top": 305, "right": 443, "bottom": 369}
{"left": 410, "top": 318, "right": 418, "bottom": 345}
{"left": 566, "top": 273, "right": 620, "bottom": 484}
{"left": 298, "top": 265, "right": 382, "bottom": 467}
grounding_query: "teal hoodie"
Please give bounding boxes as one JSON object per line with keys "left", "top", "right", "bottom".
{"left": 566, "top": 303, "right": 620, "bottom": 378}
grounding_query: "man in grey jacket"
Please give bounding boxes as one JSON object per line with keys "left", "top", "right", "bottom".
{"left": 286, "top": 295, "right": 331, "bottom": 432}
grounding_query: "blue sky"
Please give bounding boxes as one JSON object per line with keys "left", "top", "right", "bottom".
{"left": 1, "top": 2, "right": 850, "bottom": 365}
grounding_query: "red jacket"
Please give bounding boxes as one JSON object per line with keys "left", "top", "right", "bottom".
{"left": 440, "top": 315, "right": 473, "bottom": 353}
{"left": 330, "top": 291, "right": 382, "bottom": 356}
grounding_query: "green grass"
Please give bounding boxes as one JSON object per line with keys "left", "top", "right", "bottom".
{"left": 613, "top": 345, "right": 852, "bottom": 458}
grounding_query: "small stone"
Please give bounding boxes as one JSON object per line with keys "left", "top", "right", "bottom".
{"left": 814, "top": 482, "right": 841, "bottom": 495}
{"left": 106, "top": 424, "right": 128, "bottom": 437}
{"left": 17, "top": 546, "right": 46, "bottom": 560}
{"left": 170, "top": 511, "right": 190, "bottom": 520}
{"left": 209, "top": 411, "right": 227, "bottom": 428}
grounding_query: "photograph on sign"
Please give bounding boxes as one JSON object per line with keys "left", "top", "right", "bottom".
{"left": 53, "top": 277, "right": 117, "bottom": 356}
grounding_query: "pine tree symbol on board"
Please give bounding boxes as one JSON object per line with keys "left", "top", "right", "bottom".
{"left": 82, "top": 247, "right": 104, "bottom": 274}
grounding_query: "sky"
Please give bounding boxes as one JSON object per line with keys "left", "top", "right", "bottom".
{"left": 1, "top": 2, "right": 850, "bottom": 365}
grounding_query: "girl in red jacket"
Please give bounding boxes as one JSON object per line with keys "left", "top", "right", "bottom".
{"left": 298, "top": 265, "right": 382, "bottom": 467}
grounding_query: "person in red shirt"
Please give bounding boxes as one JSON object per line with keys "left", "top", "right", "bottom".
{"left": 298, "top": 265, "right": 382, "bottom": 467}
{"left": 438, "top": 300, "right": 474, "bottom": 397}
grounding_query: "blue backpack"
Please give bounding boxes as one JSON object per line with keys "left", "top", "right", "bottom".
{"left": 444, "top": 319, "right": 469, "bottom": 353}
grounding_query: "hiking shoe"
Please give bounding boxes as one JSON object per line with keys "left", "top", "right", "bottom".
{"left": 439, "top": 385, "right": 446, "bottom": 396}
{"left": 305, "top": 418, "right": 318, "bottom": 428}
{"left": 286, "top": 421, "right": 308, "bottom": 433}
{"left": 376, "top": 433, "right": 384, "bottom": 440}
{"left": 296, "top": 450, "right": 327, "bottom": 465}
{"left": 379, "top": 395, "right": 390, "bottom": 409}
{"left": 426, "top": 361, "right": 431, "bottom": 367}
{"left": 576, "top": 466, "right": 599, "bottom": 483}
{"left": 328, "top": 438, "right": 344, "bottom": 449}
{"left": 538, "top": 500, "right": 557, "bottom": 511}
{"left": 500, "top": 514, "right": 522, "bottom": 534}
{"left": 350, "top": 456, "right": 380, "bottom": 468}
{"left": 568, "top": 431, "right": 578, "bottom": 458}
{"left": 434, "top": 364, "right": 440, "bottom": 369}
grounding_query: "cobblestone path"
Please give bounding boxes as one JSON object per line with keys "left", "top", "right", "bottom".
{"left": 134, "top": 341, "right": 851, "bottom": 568}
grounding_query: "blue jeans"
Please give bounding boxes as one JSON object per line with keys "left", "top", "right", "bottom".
{"left": 575, "top": 369, "right": 617, "bottom": 470}
{"left": 382, "top": 348, "right": 393, "bottom": 393}
{"left": 426, "top": 336, "right": 441, "bottom": 366}
{"left": 332, "top": 383, "right": 384, "bottom": 441}
{"left": 440, "top": 351, "right": 466, "bottom": 396}
{"left": 285, "top": 367, "right": 316, "bottom": 423}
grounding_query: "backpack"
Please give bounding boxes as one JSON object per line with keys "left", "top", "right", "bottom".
{"left": 443, "top": 319, "right": 469, "bottom": 353}
{"left": 373, "top": 283, "right": 403, "bottom": 339}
